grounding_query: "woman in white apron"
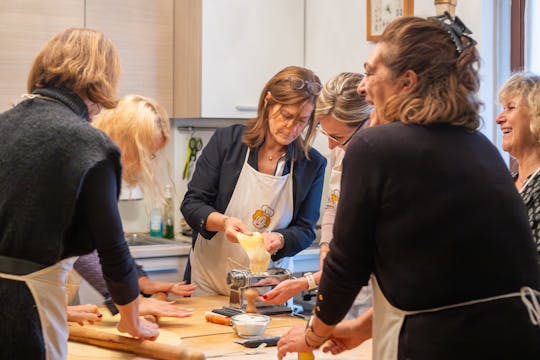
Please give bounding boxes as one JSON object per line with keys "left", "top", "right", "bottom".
{"left": 277, "top": 15, "right": 540, "bottom": 360}
{"left": 181, "top": 66, "right": 327, "bottom": 296}
{"left": 0, "top": 28, "right": 158, "bottom": 359}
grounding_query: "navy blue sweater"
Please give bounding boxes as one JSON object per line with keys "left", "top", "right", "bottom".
{"left": 181, "top": 124, "right": 326, "bottom": 260}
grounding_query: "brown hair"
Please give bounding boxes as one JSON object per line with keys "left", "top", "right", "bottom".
{"left": 242, "top": 66, "right": 321, "bottom": 158}
{"left": 93, "top": 95, "right": 170, "bottom": 198}
{"left": 378, "top": 16, "right": 482, "bottom": 129}
{"left": 315, "top": 72, "right": 372, "bottom": 126}
{"left": 27, "top": 28, "right": 121, "bottom": 108}
{"left": 499, "top": 73, "right": 540, "bottom": 142}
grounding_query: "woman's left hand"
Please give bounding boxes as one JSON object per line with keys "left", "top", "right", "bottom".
{"left": 168, "top": 281, "right": 197, "bottom": 297}
{"left": 67, "top": 304, "right": 103, "bottom": 326}
{"left": 138, "top": 297, "right": 194, "bottom": 318}
{"left": 277, "top": 325, "right": 312, "bottom": 359}
{"left": 263, "top": 232, "right": 284, "bottom": 255}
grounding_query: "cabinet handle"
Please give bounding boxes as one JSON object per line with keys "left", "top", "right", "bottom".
{"left": 235, "top": 105, "right": 257, "bottom": 112}
{"left": 144, "top": 266, "right": 178, "bottom": 273}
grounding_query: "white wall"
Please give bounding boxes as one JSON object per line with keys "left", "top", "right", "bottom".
{"left": 305, "top": 0, "right": 498, "bottom": 146}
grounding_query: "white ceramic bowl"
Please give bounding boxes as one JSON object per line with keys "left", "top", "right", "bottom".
{"left": 230, "top": 314, "right": 271, "bottom": 338}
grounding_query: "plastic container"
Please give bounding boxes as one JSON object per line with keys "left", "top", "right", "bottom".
{"left": 149, "top": 207, "right": 163, "bottom": 237}
{"left": 230, "top": 314, "right": 271, "bottom": 338}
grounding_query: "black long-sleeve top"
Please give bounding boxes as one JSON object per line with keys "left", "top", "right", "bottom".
{"left": 317, "top": 122, "right": 540, "bottom": 324}
{"left": 0, "top": 88, "right": 139, "bottom": 306}
{"left": 72, "top": 160, "right": 139, "bottom": 305}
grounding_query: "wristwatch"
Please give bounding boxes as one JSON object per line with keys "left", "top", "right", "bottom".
{"left": 304, "top": 272, "right": 318, "bottom": 290}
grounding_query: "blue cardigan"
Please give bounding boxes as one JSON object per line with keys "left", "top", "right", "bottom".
{"left": 181, "top": 124, "right": 327, "bottom": 260}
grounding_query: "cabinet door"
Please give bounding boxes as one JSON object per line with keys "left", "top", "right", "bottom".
{"left": 86, "top": 0, "right": 174, "bottom": 115}
{"left": 0, "top": 0, "right": 84, "bottom": 112}
{"left": 201, "top": 0, "right": 305, "bottom": 118}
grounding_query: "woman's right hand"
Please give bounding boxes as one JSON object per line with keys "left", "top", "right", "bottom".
{"left": 260, "top": 278, "right": 307, "bottom": 305}
{"left": 116, "top": 298, "right": 159, "bottom": 340}
{"left": 224, "top": 216, "right": 250, "bottom": 243}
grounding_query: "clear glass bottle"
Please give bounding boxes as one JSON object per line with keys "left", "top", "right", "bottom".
{"left": 163, "top": 184, "right": 175, "bottom": 239}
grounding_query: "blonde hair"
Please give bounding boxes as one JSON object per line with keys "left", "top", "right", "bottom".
{"left": 316, "top": 72, "right": 372, "bottom": 126}
{"left": 530, "top": 79, "right": 540, "bottom": 142}
{"left": 499, "top": 73, "right": 540, "bottom": 141}
{"left": 27, "top": 28, "right": 121, "bottom": 108}
{"left": 242, "top": 66, "right": 321, "bottom": 159}
{"left": 378, "top": 17, "right": 482, "bottom": 129}
{"left": 93, "top": 95, "right": 170, "bottom": 197}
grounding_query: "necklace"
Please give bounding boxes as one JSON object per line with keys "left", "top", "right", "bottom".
{"left": 264, "top": 150, "right": 285, "bottom": 162}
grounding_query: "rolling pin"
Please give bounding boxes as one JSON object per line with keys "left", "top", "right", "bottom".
{"left": 144, "top": 291, "right": 169, "bottom": 324}
{"left": 69, "top": 325, "right": 205, "bottom": 360}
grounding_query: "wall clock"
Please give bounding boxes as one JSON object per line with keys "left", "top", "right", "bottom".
{"left": 367, "top": 0, "right": 414, "bottom": 41}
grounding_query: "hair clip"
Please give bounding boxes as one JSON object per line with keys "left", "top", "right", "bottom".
{"left": 429, "top": 11, "right": 477, "bottom": 54}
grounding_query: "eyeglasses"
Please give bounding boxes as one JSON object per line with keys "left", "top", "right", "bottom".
{"left": 285, "top": 77, "right": 322, "bottom": 96}
{"left": 316, "top": 118, "right": 368, "bottom": 146}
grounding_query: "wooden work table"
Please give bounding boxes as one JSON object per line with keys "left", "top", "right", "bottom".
{"left": 68, "top": 296, "right": 372, "bottom": 359}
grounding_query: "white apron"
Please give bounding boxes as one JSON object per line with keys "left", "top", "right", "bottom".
{"left": 191, "top": 149, "right": 294, "bottom": 296}
{"left": 371, "top": 275, "right": 540, "bottom": 360}
{"left": 0, "top": 257, "right": 76, "bottom": 360}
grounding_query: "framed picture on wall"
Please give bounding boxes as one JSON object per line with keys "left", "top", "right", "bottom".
{"left": 367, "top": 0, "right": 414, "bottom": 41}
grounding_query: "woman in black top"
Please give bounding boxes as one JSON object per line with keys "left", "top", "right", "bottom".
{"left": 0, "top": 28, "right": 158, "bottom": 359}
{"left": 278, "top": 14, "right": 540, "bottom": 360}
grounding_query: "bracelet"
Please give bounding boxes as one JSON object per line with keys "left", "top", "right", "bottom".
{"left": 272, "top": 232, "right": 285, "bottom": 255}
{"left": 304, "top": 272, "right": 318, "bottom": 290}
{"left": 304, "top": 315, "right": 327, "bottom": 349}
{"left": 304, "top": 331, "right": 321, "bottom": 349}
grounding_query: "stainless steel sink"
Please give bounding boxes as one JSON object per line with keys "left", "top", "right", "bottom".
{"left": 125, "top": 233, "right": 178, "bottom": 246}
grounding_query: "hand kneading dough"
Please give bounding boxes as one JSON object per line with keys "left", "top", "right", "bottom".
{"left": 237, "top": 232, "right": 270, "bottom": 273}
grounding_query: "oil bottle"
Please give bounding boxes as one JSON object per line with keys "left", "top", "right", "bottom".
{"left": 163, "top": 184, "right": 175, "bottom": 239}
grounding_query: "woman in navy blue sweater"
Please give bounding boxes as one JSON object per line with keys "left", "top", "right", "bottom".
{"left": 181, "top": 66, "right": 327, "bottom": 296}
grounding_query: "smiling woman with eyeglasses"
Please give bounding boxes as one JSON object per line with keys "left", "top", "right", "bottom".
{"left": 181, "top": 66, "right": 327, "bottom": 296}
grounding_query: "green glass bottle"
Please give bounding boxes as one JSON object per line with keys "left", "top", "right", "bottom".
{"left": 163, "top": 184, "right": 175, "bottom": 239}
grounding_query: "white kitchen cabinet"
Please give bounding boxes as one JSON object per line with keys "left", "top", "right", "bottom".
{"left": 174, "top": 0, "right": 305, "bottom": 118}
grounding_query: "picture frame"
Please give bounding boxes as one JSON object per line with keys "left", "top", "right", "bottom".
{"left": 367, "top": 0, "right": 414, "bottom": 41}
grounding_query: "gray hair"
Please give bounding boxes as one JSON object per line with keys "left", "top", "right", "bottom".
{"left": 315, "top": 72, "right": 372, "bottom": 125}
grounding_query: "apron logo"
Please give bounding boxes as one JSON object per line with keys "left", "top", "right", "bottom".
{"left": 330, "top": 189, "right": 340, "bottom": 204}
{"left": 252, "top": 205, "right": 274, "bottom": 229}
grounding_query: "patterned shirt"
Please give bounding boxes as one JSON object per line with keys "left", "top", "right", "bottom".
{"left": 517, "top": 169, "right": 540, "bottom": 255}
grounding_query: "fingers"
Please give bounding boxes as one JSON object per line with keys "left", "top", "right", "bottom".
{"left": 119, "top": 318, "right": 160, "bottom": 341}
{"left": 321, "top": 339, "right": 346, "bottom": 355}
{"left": 169, "top": 282, "right": 197, "bottom": 297}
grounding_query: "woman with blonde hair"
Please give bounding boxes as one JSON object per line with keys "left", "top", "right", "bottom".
{"left": 69, "top": 94, "right": 196, "bottom": 324}
{"left": 0, "top": 28, "right": 158, "bottom": 359}
{"left": 181, "top": 66, "right": 327, "bottom": 296}
{"left": 497, "top": 72, "right": 540, "bottom": 257}
{"left": 278, "top": 14, "right": 540, "bottom": 360}
{"left": 94, "top": 94, "right": 170, "bottom": 197}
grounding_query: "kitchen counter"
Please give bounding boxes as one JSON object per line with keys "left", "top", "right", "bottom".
{"left": 68, "top": 295, "right": 372, "bottom": 359}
